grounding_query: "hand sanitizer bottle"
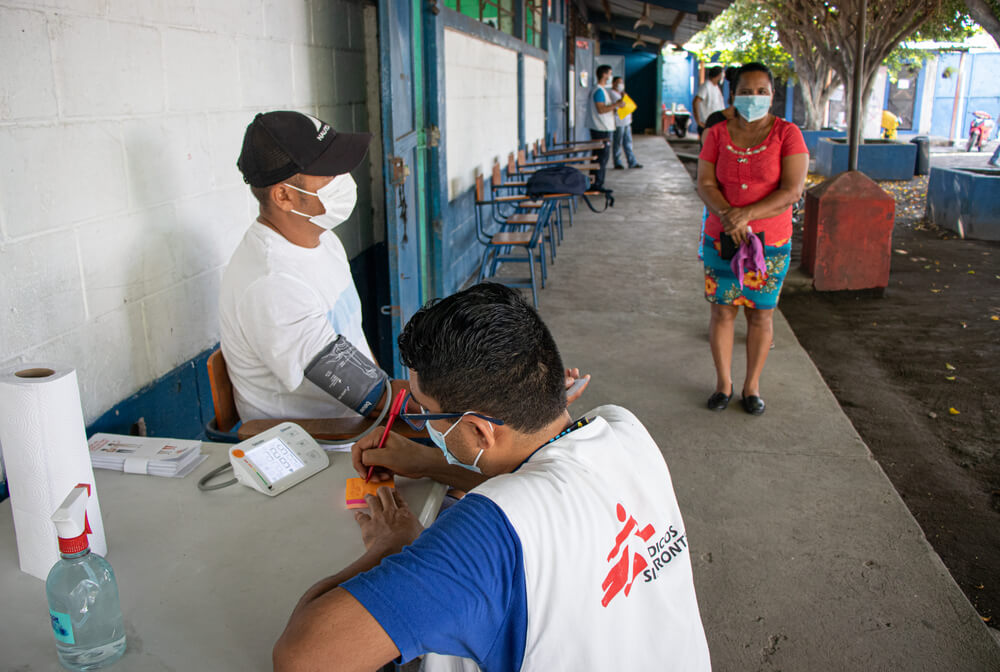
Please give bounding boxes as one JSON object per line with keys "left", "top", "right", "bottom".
{"left": 45, "top": 484, "right": 126, "bottom": 670}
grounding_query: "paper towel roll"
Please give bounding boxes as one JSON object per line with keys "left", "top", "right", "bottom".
{"left": 0, "top": 365, "right": 107, "bottom": 580}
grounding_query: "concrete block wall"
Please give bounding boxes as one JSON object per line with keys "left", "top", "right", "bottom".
{"left": 0, "top": 0, "right": 375, "bottom": 426}
{"left": 443, "top": 28, "right": 518, "bottom": 200}
{"left": 524, "top": 55, "right": 546, "bottom": 146}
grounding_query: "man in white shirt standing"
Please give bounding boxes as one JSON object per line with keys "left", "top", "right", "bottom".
{"left": 587, "top": 65, "right": 625, "bottom": 190}
{"left": 609, "top": 76, "right": 643, "bottom": 170}
{"left": 220, "top": 111, "right": 386, "bottom": 422}
{"left": 693, "top": 66, "right": 726, "bottom": 139}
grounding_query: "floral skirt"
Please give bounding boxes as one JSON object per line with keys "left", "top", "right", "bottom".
{"left": 702, "top": 234, "right": 791, "bottom": 310}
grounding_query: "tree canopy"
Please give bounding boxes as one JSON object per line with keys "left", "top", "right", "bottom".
{"left": 686, "top": 0, "right": 981, "bottom": 129}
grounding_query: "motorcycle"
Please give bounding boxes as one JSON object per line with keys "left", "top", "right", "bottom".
{"left": 966, "top": 111, "right": 994, "bottom": 152}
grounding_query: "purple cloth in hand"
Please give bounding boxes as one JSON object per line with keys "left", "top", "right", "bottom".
{"left": 730, "top": 233, "right": 765, "bottom": 289}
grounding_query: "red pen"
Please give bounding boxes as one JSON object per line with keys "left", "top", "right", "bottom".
{"left": 365, "top": 388, "right": 409, "bottom": 482}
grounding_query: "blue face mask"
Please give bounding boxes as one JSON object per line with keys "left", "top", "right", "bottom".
{"left": 733, "top": 95, "right": 771, "bottom": 123}
{"left": 426, "top": 414, "right": 487, "bottom": 473}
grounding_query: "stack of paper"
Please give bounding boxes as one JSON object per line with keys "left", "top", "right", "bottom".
{"left": 87, "top": 434, "right": 207, "bottom": 478}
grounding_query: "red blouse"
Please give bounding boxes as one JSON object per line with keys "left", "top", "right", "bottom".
{"left": 699, "top": 117, "right": 808, "bottom": 246}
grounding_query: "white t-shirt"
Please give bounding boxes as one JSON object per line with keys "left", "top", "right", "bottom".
{"left": 695, "top": 80, "right": 725, "bottom": 126}
{"left": 588, "top": 85, "right": 616, "bottom": 132}
{"left": 343, "top": 405, "right": 711, "bottom": 671}
{"left": 218, "top": 220, "right": 374, "bottom": 421}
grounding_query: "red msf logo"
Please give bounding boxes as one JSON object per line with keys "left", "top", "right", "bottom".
{"left": 601, "top": 503, "right": 655, "bottom": 607}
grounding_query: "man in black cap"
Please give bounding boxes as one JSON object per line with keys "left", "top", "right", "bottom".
{"left": 220, "top": 110, "right": 385, "bottom": 423}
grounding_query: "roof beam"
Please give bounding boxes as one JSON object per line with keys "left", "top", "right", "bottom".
{"left": 595, "top": 16, "right": 674, "bottom": 41}
{"left": 639, "top": 0, "right": 698, "bottom": 14}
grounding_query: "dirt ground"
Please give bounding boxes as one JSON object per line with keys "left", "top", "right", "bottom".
{"left": 670, "top": 136, "right": 1000, "bottom": 631}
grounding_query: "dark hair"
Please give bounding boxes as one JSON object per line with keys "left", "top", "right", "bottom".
{"left": 596, "top": 65, "right": 612, "bottom": 81}
{"left": 398, "top": 283, "right": 566, "bottom": 433}
{"left": 735, "top": 62, "right": 775, "bottom": 91}
{"left": 706, "top": 66, "right": 723, "bottom": 80}
{"left": 612, "top": 76, "right": 623, "bottom": 85}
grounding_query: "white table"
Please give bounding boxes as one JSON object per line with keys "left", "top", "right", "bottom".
{"left": 0, "top": 442, "right": 446, "bottom": 671}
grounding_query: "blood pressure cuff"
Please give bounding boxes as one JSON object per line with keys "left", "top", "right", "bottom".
{"left": 304, "top": 337, "right": 386, "bottom": 416}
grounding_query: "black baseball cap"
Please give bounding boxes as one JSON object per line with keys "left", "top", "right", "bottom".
{"left": 237, "top": 111, "right": 373, "bottom": 188}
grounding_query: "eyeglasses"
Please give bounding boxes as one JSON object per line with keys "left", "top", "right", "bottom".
{"left": 397, "top": 391, "right": 505, "bottom": 431}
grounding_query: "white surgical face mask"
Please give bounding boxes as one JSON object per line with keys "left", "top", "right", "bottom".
{"left": 426, "top": 413, "right": 489, "bottom": 473}
{"left": 284, "top": 173, "right": 358, "bottom": 229}
{"left": 615, "top": 83, "right": 624, "bottom": 92}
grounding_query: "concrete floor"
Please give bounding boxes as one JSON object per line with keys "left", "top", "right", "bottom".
{"left": 511, "top": 134, "right": 1000, "bottom": 670}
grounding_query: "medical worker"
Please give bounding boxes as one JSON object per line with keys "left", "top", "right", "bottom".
{"left": 274, "top": 282, "right": 711, "bottom": 672}
{"left": 587, "top": 65, "right": 625, "bottom": 190}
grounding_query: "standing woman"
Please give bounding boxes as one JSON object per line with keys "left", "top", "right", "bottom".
{"left": 696, "top": 63, "right": 808, "bottom": 416}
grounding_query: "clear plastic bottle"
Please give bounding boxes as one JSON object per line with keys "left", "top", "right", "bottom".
{"left": 45, "top": 485, "right": 126, "bottom": 670}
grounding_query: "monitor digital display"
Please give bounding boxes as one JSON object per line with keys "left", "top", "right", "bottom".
{"left": 246, "top": 437, "right": 305, "bottom": 484}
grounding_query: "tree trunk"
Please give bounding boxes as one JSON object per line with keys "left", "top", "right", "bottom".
{"left": 963, "top": 0, "right": 1000, "bottom": 49}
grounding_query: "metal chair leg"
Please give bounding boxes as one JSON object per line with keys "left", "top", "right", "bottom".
{"left": 528, "top": 248, "right": 539, "bottom": 308}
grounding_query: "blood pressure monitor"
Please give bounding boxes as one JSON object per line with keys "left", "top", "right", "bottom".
{"left": 228, "top": 423, "right": 329, "bottom": 496}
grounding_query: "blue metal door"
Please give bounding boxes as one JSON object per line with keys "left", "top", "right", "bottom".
{"left": 379, "top": 0, "right": 428, "bottom": 376}
{"left": 546, "top": 23, "right": 567, "bottom": 143}
{"left": 574, "top": 38, "right": 594, "bottom": 141}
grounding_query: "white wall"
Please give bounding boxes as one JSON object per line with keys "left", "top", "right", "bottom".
{"left": 443, "top": 29, "right": 518, "bottom": 200}
{"left": 0, "top": 0, "right": 375, "bottom": 423}
{"left": 524, "top": 55, "right": 546, "bottom": 147}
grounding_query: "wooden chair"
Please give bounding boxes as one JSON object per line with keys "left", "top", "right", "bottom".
{"left": 206, "top": 349, "right": 240, "bottom": 441}
{"left": 475, "top": 175, "right": 555, "bottom": 307}
{"left": 205, "top": 349, "right": 424, "bottom": 442}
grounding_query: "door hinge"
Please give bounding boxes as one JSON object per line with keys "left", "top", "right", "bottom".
{"left": 380, "top": 305, "right": 400, "bottom": 316}
{"left": 388, "top": 156, "right": 410, "bottom": 186}
{"left": 426, "top": 125, "right": 441, "bottom": 148}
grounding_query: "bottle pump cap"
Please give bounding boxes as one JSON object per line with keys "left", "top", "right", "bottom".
{"left": 51, "top": 484, "right": 93, "bottom": 554}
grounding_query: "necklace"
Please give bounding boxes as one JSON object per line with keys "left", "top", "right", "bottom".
{"left": 539, "top": 416, "right": 591, "bottom": 449}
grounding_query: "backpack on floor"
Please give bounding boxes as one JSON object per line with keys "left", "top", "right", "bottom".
{"left": 525, "top": 166, "right": 614, "bottom": 212}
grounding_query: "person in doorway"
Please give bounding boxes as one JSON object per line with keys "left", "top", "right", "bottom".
{"left": 693, "top": 66, "right": 726, "bottom": 139}
{"left": 587, "top": 65, "right": 625, "bottom": 189}
{"left": 273, "top": 282, "right": 711, "bottom": 672}
{"left": 696, "top": 63, "right": 808, "bottom": 416}
{"left": 609, "top": 76, "right": 643, "bottom": 169}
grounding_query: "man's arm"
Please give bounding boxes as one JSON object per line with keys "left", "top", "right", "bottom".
{"left": 274, "top": 488, "right": 422, "bottom": 672}
{"left": 594, "top": 88, "right": 623, "bottom": 115}
{"left": 692, "top": 95, "right": 705, "bottom": 126}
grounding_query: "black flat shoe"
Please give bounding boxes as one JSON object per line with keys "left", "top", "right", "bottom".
{"left": 741, "top": 395, "right": 766, "bottom": 416}
{"left": 707, "top": 385, "right": 733, "bottom": 411}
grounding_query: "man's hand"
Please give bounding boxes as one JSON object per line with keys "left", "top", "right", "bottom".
{"left": 352, "top": 430, "right": 446, "bottom": 482}
{"left": 564, "top": 368, "right": 591, "bottom": 405}
{"left": 354, "top": 486, "right": 424, "bottom": 557}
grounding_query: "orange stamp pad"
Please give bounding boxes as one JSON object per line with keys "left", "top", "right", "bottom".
{"left": 345, "top": 477, "right": 395, "bottom": 509}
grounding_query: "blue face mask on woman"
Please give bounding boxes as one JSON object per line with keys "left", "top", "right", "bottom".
{"left": 426, "top": 414, "right": 489, "bottom": 473}
{"left": 733, "top": 95, "right": 771, "bottom": 123}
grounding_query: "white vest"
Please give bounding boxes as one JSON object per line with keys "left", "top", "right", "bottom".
{"left": 469, "top": 405, "right": 711, "bottom": 671}
{"left": 588, "top": 85, "right": 616, "bottom": 132}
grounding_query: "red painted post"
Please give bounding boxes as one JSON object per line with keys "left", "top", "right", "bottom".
{"left": 801, "top": 171, "right": 896, "bottom": 291}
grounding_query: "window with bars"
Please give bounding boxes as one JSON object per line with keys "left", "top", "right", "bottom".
{"left": 443, "top": 0, "right": 515, "bottom": 35}
{"left": 524, "top": 0, "right": 542, "bottom": 48}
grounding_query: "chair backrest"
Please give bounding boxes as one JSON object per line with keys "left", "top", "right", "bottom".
{"left": 492, "top": 160, "right": 502, "bottom": 185}
{"left": 474, "top": 173, "right": 485, "bottom": 202}
{"left": 207, "top": 349, "right": 239, "bottom": 432}
{"left": 507, "top": 152, "right": 517, "bottom": 174}
{"left": 517, "top": 148, "right": 527, "bottom": 166}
